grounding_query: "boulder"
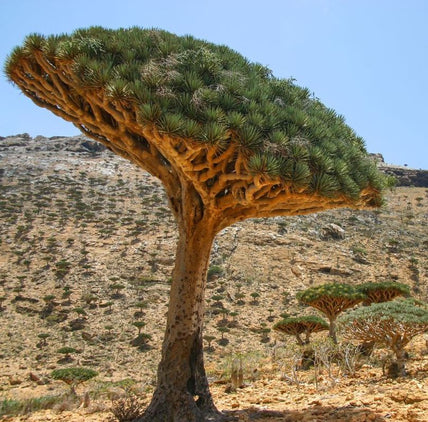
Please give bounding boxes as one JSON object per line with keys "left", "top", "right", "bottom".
{"left": 321, "top": 223, "right": 345, "bottom": 240}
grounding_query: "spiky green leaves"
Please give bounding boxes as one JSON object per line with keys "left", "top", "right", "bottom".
{"left": 248, "top": 154, "right": 281, "bottom": 177}
{"left": 201, "top": 122, "right": 228, "bottom": 146}
{"left": 157, "top": 113, "right": 185, "bottom": 135}
{"left": 235, "top": 125, "right": 263, "bottom": 151}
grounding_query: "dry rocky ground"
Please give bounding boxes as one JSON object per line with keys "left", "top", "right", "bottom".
{"left": 0, "top": 134, "right": 427, "bottom": 421}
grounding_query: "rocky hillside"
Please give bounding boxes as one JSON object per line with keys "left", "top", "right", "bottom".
{"left": 0, "top": 134, "right": 427, "bottom": 421}
{"left": 370, "top": 153, "right": 428, "bottom": 187}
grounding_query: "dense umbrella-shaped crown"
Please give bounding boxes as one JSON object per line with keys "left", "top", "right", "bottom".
{"left": 51, "top": 367, "right": 98, "bottom": 385}
{"left": 274, "top": 315, "right": 329, "bottom": 335}
{"left": 274, "top": 315, "right": 328, "bottom": 345}
{"left": 297, "top": 282, "right": 365, "bottom": 311}
{"left": 356, "top": 281, "right": 410, "bottom": 305}
{"left": 340, "top": 299, "right": 428, "bottom": 377}
{"left": 5, "top": 27, "right": 384, "bottom": 226}
{"left": 297, "top": 283, "right": 365, "bottom": 344}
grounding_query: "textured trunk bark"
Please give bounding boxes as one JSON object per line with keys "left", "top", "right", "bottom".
{"left": 328, "top": 316, "right": 337, "bottom": 344}
{"left": 138, "top": 218, "right": 224, "bottom": 421}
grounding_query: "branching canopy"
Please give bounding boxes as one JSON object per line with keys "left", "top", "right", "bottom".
{"left": 274, "top": 315, "right": 328, "bottom": 344}
{"left": 5, "top": 27, "right": 384, "bottom": 230}
{"left": 274, "top": 315, "right": 329, "bottom": 335}
{"left": 297, "top": 283, "right": 365, "bottom": 319}
{"left": 357, "top": 281, "right": 410, "bottom": 305}
{"left": 339, "top": 299, "right": 428, "bottom": 347}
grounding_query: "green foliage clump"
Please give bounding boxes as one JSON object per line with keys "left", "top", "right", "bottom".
{"left": 57, "top": 346, "right": 77, "bottom": 355}
{"left": 297, "top": 283, "right": 365, "bottom": 304}
{"left": 207, "top": 265, "right": 224, "bottom": 280}
{"left": 5, "top": 26, "right": 386, "bottom": 202}
{"left": 340, "top": 298, "right": 428, "bottom": 329}
{"left": 132, "top": 321, "right": 146, "bottom": 334}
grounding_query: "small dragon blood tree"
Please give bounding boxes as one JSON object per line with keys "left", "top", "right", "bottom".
{"left": 297, "top": 283, "right": 365, "bottom": 344}
{"left": 5, "top": 27, "right": 384, "bottom": 421}
{"left": 340, "top": 299, "right": 428, "bottom": 377}
{"left": 274, "top": 315, "right": 329, "bottom": 345}
{"left": 357, "top": 281, "right": 410, "bottom": 305}
{"left": 51, "top": 367, "right": 98, "bottom": 397}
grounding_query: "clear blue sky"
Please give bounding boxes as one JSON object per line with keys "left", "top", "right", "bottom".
{"left": 1, "top": 0, "right": 427, "bottom": 169}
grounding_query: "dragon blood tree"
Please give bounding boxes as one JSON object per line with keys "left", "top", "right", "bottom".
{"left": 340, "top": 299, "right": 428, "bottom": 377}
{"left": 5, "top": 27, "right": 384, "bottom": 421}
{"left": 51, "top": 367, "right": 98, "bottom": 397}
{"left": 297, "top": 283, "right": 365, "bottom": 344}
{"left": 274, "top": 315, "right": 329, "bottom": 345}
{"left": 357, "top": 281, "right": 410, "bottom": 305}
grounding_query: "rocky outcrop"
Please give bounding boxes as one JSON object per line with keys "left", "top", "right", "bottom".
{"left": 321, "top": 223, "right": 345, "bottom": 240}
{"left": 370, "top": 153, "right": 428, "bottom": 187}
{"left": 0, "top": 133, "right": 106, "bottom": 155}
{"left": 380, "top": 166, "right": 428, "bottom": 187}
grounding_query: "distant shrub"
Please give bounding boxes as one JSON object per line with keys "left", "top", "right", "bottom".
{"left": 51, "top": 367, "right": 98, "bottom": 396}
{"left": 207, "top": 265, "right": 224, "bottom": 281}
{"left": 203, "top": 335, "right": 215, "bottom": 350}
{"left": 110, "top": 395, "right": 146, "bottom": 422}
{"left": 57, "top": 346, "right": 78, "bottom": 362}
{"left": 132, "top": 321, "right": 146, "bottom": 334}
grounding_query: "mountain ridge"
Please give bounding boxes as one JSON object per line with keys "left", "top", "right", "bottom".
{"left": 2, "top": 133, "right": 426, "bottom": 186}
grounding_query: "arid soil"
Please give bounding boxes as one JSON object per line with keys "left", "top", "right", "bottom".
{"left": 0, "top": 134, "right": 427, "bottom": 421}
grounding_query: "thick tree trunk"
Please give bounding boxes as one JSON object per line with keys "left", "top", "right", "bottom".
{"left": 137, "top": 218, "right": 224, "bottom": 422}
{"left": 295, "top": 333, "right": 304, "bottom": 346}
{"left": 328, "top": 316, "right": 338, "bottom": 344}
{"left": 389, "top": 344, "right": 407, "bottom": 378}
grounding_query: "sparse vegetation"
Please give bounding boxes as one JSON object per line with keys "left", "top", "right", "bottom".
{"left": 0, "top": 134, "right": 426, "bottom": 420}
{"left": 0, "top": 395, "right": 64, "bottom": 417}
{"left": 110, "top": 394, "right": 147, "bottom": 422}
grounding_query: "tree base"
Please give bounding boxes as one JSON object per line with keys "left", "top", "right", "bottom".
{"left": 385, "top": 361, "right": 407, "bottom": 378}
{"left": 135, "top": 391, "right": 233, "bottom": 422}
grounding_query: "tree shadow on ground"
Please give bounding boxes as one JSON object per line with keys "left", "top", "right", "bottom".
{"left": 222, "top": 404, "right": 386, "bottom": 421}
